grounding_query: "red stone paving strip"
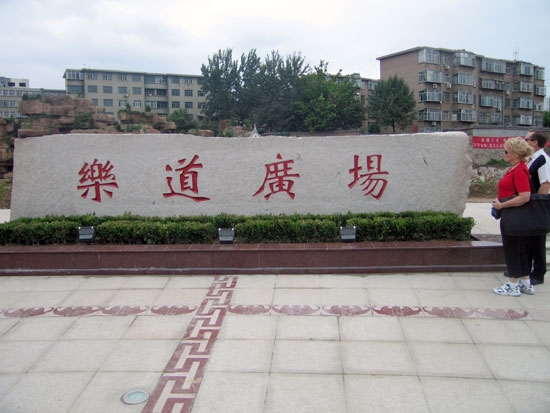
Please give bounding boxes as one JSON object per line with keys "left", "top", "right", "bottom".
{"left": 142, "top": 275, "right": 238, "bottom": 413}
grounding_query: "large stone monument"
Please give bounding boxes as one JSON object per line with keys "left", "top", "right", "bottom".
{"left": 11, "top": 132, "right": 471, "bottom": 219}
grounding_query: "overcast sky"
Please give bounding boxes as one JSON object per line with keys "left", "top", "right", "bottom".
{"left": 2, "top": 0, "right": 549, "bottom": 90}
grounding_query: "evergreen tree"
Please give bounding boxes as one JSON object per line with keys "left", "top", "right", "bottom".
{"left": 366, "top": 75, "right": 415, "bottom": 133}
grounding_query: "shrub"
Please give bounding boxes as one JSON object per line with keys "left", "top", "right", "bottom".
{"left": 0, "top": 211, "right": 473, "bottom": 245}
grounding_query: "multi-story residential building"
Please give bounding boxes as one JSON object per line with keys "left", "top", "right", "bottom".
{"left": 0, "top": 77, "right": 65, "bottom": 119}
{"left": 377, "top": 47, "right": 546, "bottom": 133}
{"left": 63, "top": 69, "right": 206, "bottom": 121}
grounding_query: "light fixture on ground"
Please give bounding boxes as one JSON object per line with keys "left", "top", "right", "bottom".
{"left": 218, "top": 227, "right": 235, "bottom": 243}
{"left": 78, "top": 226, "right": 95, "bottom": 243}
{"left": 339, "top": 226, "right": 356, "bottom": 242}
{"left": 121, "top": 389, "right": 150, "bottom": 405}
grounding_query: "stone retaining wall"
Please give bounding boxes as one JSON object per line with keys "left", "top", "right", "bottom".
{"left": 11, "top": 132, "right": 471, "bottom": 218}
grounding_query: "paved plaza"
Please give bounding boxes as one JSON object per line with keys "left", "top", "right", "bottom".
{"left": 0, "top": 204, "right": 548, "bottom": 412}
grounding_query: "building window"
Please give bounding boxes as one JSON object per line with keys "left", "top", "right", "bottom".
{"left": 453, "top": 51, "right": 476, "bottom": 67}
{"left": 103, "top": 86, "right": 113, "bottom": 93}
{"left": 132, "top": 87, "right": 142, "bottom": 95}
{"left": 184, "top": 89, "right": 193, "bottom": 97}
{"left": 198, "top": 90, "right": 205, "bottom": 97}
{"left": 535, "top": 68, "right": 545, "bottom": 80}
{"left": 87, "top": 72, "right": 98, "bottom": 80}
{"left": 458, "top": 109, "right": 476, "bottom": 122}
{"left": 418, "top": 48, "right": 440, "bottom": 64}
{"left": 172, "top": 89, "right": 180, "bottom": 96}
{"left": 157, "top": 101, "right": 168, "bottom": 109}
{"left": 535, "top": 85, "right": 546, "bottom": 96}
{"left": 478, "top": 112, "right": 502, "bottom": 125}
{"left": 452, "top": 72, "right": 476, "bottom": 87}
{"left": 118, "top": 100, "right": 127, "bottom": 107}
{"left": 481, "top": 59, "right": 506, "bottom": 74}
{"left": 534, "top": 117, "right": 543, "bottom": 127}
{"left": 132, "top": 74, "right": 142, "bottom": 82}
{"left": 513, "top": 81, "right": 533, "bottom": 93}
{"left": 453, "top": 91, "right": 474, "bottom": 105}
{"left": 198, "top": 102, "right": 205, "bottom": 109}
{"left": 535, "top": 101, "right": 544, "bottom": 111}
{"left": 133, "top": 100, "right": 142, "bottom": 108}
{"left": 103, "top": 99, "right": 113, "bottom": 107}
{"left": 513, "top": 115, "right": 532, "bottom": 126}
{"left": 479, "top": 95, "right": 502, "bottom": 109}
{"left": 91, "top": 99, "right": 98, "bottom": 106}
{"left": 171, "top": 76, "right": 180, "bottom": 84}
{"left": 145, "top": 88, "right": 155, "bottom": 97}
{"left": 88, "top": 85, "right": 98, "bottom": 93}
{"left": 418, "top": 108, "right": 441, "bottom": 121}
{"left": 418, "top": 70, "right": 442, "bottom": 83}
{"left": 185, "top": 101, "right": 193, "bottom": 109}
{"left": 119, "top": 74, "right": 127, "bottom": 81}
{"left": 419, "top": 89, "right": 442, "bottom": 102}
{"left": 68, "top": 85, "right": 84, "bottom": 94}
{"left": 512, "top": 98, "right": 533, "bottom": 109}
{"left": 172, "top": 101, "right": 180, "bottom": 108}
{"left": 184, "top": 77, "right": 194, "bottom": 85}
{"left": 514, "top": 62, "right": 533, "bottom": 76}
{"left": 145, "top": 101, "right": 157, "bottom": 108}
{"left": 102, "top": 73, "right": 113, "bottom": 81}
{"left": 145, "top": 76, "right": 167, "bottom": 84}
{"left": 118, "top": 86, "right": 128, "bottom": 95}
{"left": 65, "top": 70, "right": 83, "bottom": 80}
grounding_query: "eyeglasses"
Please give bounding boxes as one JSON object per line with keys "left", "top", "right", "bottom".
{"left": 525, "top": 138, "right": 536, "bottom": 142}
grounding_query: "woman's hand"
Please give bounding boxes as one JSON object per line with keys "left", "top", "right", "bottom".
{"left": 494, "top": 192, "right": 531, "bottom": 210}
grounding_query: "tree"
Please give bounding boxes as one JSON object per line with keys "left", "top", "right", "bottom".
{"left": 167, "top": 109, "right": 198, "bottom": 132}
{"left": 366, "top": 75, "right": 415, "bottom": 133}
{"left": 200, "top": 48, "right": 240, "bottom": 123}
{"left": 294, "top": 63, "right": 366, "bottom": 132}
{"left": 544, "top": 111, "right": 550, "bottom": 128}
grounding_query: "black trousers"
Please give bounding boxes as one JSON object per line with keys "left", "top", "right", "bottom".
{"left": 501, "top": 231, "right": 530, "bottom": 278}
{"left": 526, "top": 234, "right": 547, "bottom": 282}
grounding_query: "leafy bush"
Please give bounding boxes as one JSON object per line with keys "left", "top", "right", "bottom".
{"left": 0, "top": 211, "right": 473, "bottom": 245}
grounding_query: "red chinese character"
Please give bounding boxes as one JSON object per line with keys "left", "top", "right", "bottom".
{"left": 348, "top": 154, "right": 389, "bottom": 199}
{"left": 77, "top": 159, "right": 119, "bottom": 203}
{"left": 253, "top": 153, "right": 300, "bottom": 200}
{"left": 163, "top": 154, "right": 210, "bottom": 202}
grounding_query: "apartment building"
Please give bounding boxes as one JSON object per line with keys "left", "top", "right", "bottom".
{"left": 0, "top": 77, "right": 65, "bottom": 118}
{"left": 377, "top": 47, "right": 546, "bottom": 133}
{"left": 63, "top": 68, "right": 206, "bottom": 121}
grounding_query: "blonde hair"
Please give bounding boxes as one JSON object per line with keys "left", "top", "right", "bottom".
{"left": 504, "top": 137, "right": 533, "bottom": 161}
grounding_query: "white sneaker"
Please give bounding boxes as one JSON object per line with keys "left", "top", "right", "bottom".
{"left": 493, "top": 282, "right": 521, "bottom": 297}
{"left": 520, "top": 282, "right": 535, "bottom": 295}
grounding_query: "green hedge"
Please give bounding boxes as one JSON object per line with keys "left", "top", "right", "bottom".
{"left": 0, "top": 211, "right": 474, "bottom": 245}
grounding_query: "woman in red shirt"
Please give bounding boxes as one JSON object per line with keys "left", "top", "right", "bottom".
{"left": 492, "top": 137, "right": 534, "bottom": 296}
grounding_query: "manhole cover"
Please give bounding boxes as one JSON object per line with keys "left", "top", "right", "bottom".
{"left": 121, "top": 389, "right": 150, "bottom": 405}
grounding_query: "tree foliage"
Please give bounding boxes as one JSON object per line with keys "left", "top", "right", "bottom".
{"left": 167, "top": 109, "right": 198, "bottom": 132}
{"left": 366, "top": 75, "right": 415, "bottom": 133}
{"left": 200, "top": 48, "right": 366, "bottom": 133}
{"left": 544, "top": 111, "right": 550, "bottom": 128}
{"left": 294, "top": 63, "right": 366, "bottom": 132}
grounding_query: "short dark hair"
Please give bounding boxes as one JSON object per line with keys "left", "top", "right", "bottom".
{"left": 529, "top": 131, "right": 548, "bottom": 148}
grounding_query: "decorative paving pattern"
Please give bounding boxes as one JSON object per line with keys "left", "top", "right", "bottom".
{"left": 0, "top": 305, "right": 197, "bottom": 318}
{"left": 142, "top": 275, "right": 238, "bottom": 413}
{"left": 0, "top": 304, "right": 535, "bottom": 320}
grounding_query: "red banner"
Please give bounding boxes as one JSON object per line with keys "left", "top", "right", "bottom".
{"left": 473, "top": 136, "right": 519, "bottom": 149}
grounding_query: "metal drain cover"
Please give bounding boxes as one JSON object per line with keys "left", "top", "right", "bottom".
{"left": 122, "top": 389, "right": 150, "bottom": 405}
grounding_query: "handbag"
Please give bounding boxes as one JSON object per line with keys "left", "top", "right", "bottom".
{"left": 499, "top": 193, "right": 550, "bottom": 236}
